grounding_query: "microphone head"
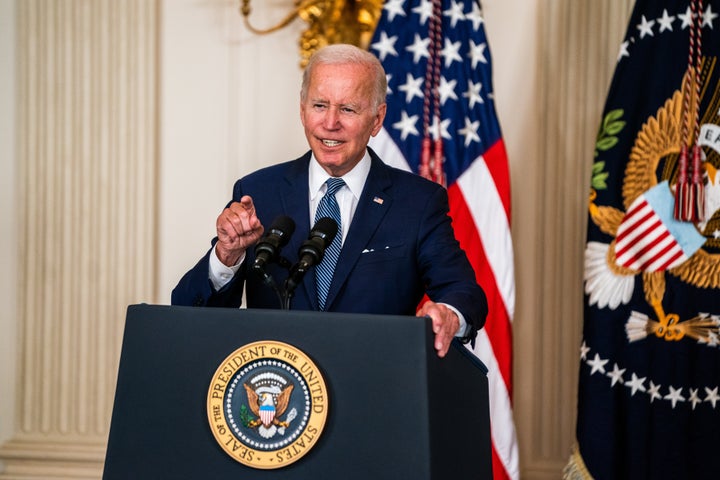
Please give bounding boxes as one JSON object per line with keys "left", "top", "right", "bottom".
{"left": 267, "top": 215, "right": 296, "bottom": 246}
{"left": 295, "top": 217, "right": 339, "bottom": 269}
{"left": 310, "top": 217, "right": 338, "bottom": 247}
{"left": 253, "top": 215, "right": 296, "bottom": 273}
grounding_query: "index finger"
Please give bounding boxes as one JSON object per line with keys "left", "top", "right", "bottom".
{"left": 238, "top": 195, "right": 255, "bottom": 213}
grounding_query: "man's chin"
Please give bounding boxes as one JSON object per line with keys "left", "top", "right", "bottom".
{"left": 314, "top": 153, "right": 346, "bottom": 170}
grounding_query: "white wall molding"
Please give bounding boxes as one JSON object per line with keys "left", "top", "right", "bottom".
{"left": 0, "top": 1, "right": 158, "bottom": 477}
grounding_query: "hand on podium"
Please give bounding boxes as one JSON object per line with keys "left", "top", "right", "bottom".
{"left": 416, "top": 301, "right": 460, "bottom": 358}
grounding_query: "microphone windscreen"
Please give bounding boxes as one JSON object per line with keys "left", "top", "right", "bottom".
{"left": 311, "top": 217, "right": 338, "bottom": 246}
{"left": 269, "top": 215, "right": 296, "bottom": 245}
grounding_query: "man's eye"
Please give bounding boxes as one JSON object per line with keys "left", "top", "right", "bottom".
{"left": 341, "top": 107, "right": 357, "bottom": 114}
{"left": 313, "top": 104, "right": 328, "bottom": 110}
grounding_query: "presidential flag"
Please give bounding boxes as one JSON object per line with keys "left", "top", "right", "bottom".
{"left": 367, "top": 1, "right": 518, "bottom": 479}
{"left": 569, "top": 1, "right": 720, "bottom": 479}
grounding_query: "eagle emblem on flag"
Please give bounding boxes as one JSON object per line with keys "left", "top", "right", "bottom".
{"left": 584, "top": 72, "right": 720, "bottom": 344}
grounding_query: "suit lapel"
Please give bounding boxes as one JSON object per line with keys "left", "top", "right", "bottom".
{"left": 324, "top": 152, "right": 393, "bottom": 310}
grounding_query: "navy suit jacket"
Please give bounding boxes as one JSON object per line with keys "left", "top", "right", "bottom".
{"left": 172, "top": 148, "right": 487, "bottom": 335}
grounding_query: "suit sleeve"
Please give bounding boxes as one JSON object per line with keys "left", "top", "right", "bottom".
{"left": 170, "top": 241, "right": 247, "bottom": 307}
{"left": 417, "top": 185, "right": 488, "bottom": 335}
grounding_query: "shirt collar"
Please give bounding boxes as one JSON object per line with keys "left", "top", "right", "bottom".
{"left": 309, "top": 150, "right": 371, "bottom": 201}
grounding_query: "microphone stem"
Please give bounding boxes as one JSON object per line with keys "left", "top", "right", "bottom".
{"left": 281, "top": 289, "right": 293, "bottom": 310}
{"left": 256, "top": 269, "right": 285, "bottom": 310}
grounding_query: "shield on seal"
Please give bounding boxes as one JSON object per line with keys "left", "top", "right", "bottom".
{"left": 259, "top": 401, "right": 275, "bottom": 426}
{"left": 614, "top": 181, "right": 705, "bottom": 272}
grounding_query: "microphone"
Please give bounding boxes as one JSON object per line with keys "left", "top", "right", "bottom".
{"left": 252, "top": 215, "right": 296, "bottom": 274}
{"left": 285, "top": 217, "right": 338, "bottom": 292}
{"left": 296, "top": 217, "right": 338, "bottom": 270}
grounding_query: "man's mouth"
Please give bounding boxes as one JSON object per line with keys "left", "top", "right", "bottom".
{"left": 322, "top": 139, "right": 342, "bottom": 147}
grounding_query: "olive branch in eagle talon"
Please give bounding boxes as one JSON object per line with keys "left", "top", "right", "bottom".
{"left": 591, "top": 108, "right": 625, "bottom": 192}
{"left": 589, "top": 109, "right": 624, "bottom": 220}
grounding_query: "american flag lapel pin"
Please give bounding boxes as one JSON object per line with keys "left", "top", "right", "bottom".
{"left": 373, "top": 196, "right": 384, "bottom": 205}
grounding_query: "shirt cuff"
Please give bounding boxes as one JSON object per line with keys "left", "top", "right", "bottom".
{"left": 440, "top": 303, "right": 470, "bottom": 338}
{"left": 209, "top": 245, "right": 244, "bottom": 291}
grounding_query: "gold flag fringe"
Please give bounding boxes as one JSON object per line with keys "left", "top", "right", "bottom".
{"left": 562, "top": 444, "right": 594, "bottom": 480}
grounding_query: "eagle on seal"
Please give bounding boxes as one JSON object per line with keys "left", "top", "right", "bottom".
{"left": 244, "top": 383, "right": 294, "bottom": 438}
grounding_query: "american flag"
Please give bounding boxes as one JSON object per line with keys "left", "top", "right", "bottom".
{"left": 367, "top": 1, "right": 518, "bottom": 479}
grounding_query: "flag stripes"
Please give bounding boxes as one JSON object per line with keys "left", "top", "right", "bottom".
{"left": 367, "top": 2, "right": 519, "bottom": 478}
{"left": 615, "top": 198, "right": 687, "bottom": 271}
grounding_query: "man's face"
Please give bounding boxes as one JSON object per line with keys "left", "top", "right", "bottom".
{"left": 300, "top": 62, "right": 387, "bottom": 177}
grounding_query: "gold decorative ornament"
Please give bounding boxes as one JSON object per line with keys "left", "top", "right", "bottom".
{"left": 240, "top": 0, "right": 384, "bottom": 67}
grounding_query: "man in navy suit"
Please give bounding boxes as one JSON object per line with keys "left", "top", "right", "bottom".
{"left": 172, "top": 44, "right": 487, "bottom": 357}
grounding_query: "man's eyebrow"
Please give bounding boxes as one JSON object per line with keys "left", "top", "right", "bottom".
{"left": 308, "top": 99, "right": 363, "bottom": 110}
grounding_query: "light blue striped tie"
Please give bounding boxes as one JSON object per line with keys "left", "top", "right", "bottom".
{"left": 315, "top": 177, "right": 345, "bottom": 310}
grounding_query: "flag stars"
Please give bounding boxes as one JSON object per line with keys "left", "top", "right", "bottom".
{"left": 664, "top": 386, "right": 686, "bottom": 409}
{"left": 657, "top": 9, "right": 675, "bottom": 32}
{"left": 463, "top": 80, "right": 484, "bottom": 109}
{"left": 607, "top": 363, "right": 626, "bottom": 387}
{"left": 637, "top": 15, "right": 655, "bottom": 38}
{"left": 429, "top": 116, "right": 452, "bottom": 141}
{"left": 458, "top": 117, "right": 481, "bottom": 147}
{"left": 371, "top": 32, "right": 399, "bottom": 61}
{"left": 703, "top": 4, "right": 719, "bottom": 28}
{"left": 579, "top": 341, "right": 590, "bottom": 361}
{"left": 392, "top": 110, "right": 420, "bottom": 141}
{"left": 383, "top": 0, "right": 406, "bottom": 23}
{"left": 438, "top": 76, "right": 459, "bottom": 105}
{"left": 411, "top": 0, "right": 433, "bottom": 26}
{"left": 679, "top": 7, "right": 693, "bottom": 29}
{"left": 441, "top": 38, "right": 463, "bottom": 68}
{"left": 405, "top": 34, "right": 430, "bottom": 64}
{"left": 398, "top": 73, "right": 424, "bottom": 103}
{"left": 625, "top": 373, "right": 647, "bottom": 395}
{"left": 587, "top": 353, "right": 609, "bottom": 375}
{"left": 443, "top": 0, "right": 466, "bottom": 29}
{"left": 647, "top": 381, "right": 663, "bottom": 403}
{"left": 705, "top": 387, "right": 720, "bottom": 408}
{"left": 689, "top": 388, "right": 702, "bottom": 410}
{"left": 468, "top": 40, "right": 488, "bottom": 68}
{"left": 465, "top": 1, "right": 485, "bottom": 31}
{"left": 583, "top": 346, "right": 720, "bottom": 410}
{"left": 618, "top": 40, "right": 630, "bottom": 61}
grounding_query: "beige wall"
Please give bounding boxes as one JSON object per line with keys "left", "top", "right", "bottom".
{"left": 0, "top": 0, "right": 18, "bottom": 447}
{"left": 159, "top": 0, "right": 309, "bottom": 301}
{"left": 0, "top": 0, "right": 632, "bottom": 478}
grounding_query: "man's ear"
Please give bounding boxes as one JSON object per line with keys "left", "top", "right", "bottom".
{"left": 371, "top": 103, "right": 387, "bottom": 136}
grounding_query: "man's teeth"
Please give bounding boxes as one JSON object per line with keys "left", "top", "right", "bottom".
{"left": 323, "top": 140, "right": 341, "bottom": 147}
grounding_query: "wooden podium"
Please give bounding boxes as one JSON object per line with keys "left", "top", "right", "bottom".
{"left": 103, "top": 304, "right": 492, "bottom": 479}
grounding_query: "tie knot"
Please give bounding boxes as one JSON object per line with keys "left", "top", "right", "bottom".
{"left": 325, "top": 177, "right": 345, "bottom": 196}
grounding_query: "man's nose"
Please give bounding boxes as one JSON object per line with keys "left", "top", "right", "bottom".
{"left": 322, "top": 106, "right": 341, "bottom": 128}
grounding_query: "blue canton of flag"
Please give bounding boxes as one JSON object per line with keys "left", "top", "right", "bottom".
{"left": 570, "top": 1, "right": 720, "bottom": 479}
{"left": 368, "top": 2, "right": 518, "bottom": 480}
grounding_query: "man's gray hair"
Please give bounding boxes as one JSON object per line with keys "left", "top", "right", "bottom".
{"left": 301, "top": 43, "right": 388, "bottom": 112}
